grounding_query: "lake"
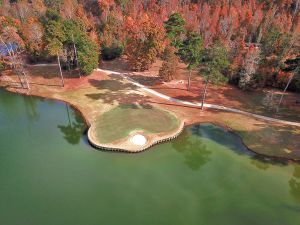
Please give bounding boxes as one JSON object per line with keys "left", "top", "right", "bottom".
{"left": 0, "top": 89, "right": 300, "bottom": 225}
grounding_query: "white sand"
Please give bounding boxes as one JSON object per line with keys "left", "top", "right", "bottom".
{"left": 131, "top": 134, "right": 147, "bottom": 146}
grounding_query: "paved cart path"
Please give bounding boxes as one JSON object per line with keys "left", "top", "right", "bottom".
{"left": 97, "top": 68, "right": 300, "bottom": 128}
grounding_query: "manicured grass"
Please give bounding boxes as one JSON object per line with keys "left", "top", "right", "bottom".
{"left": 94, "top": 104, "right": 180, "bottom": 143}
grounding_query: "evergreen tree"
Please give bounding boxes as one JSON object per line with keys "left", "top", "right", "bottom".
{"left": 159, "top": 46, "right": 179, "bottom": 82}
{"left": 179, "top": 31, "right": 204, "bottom": 90}
{"left": 164, "top": 13, "right": 186, "bottom": 50}
{"left": 44, "top": 19, "right": 66, "bottom": 86}
{"left": 44, "top": 18, "right": 99, "bottom": 76}
{"left": 201, "top": 42, "right": 229, "bottom": 85}
{"left": 63, "top": 20, "right": 99, "bottom": 75}
{"left": 200, "top": 42, "right": 230, "bottom": 108}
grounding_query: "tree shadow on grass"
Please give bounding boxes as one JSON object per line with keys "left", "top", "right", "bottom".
{"left": 119, "top": 103, "right": 153, "bottom": 109}
{"left": 86, "top": 92, "right": 150, "bottom": 105}
{"left": 88, "top": 78, "right": 137, "bottom": 91}
{"left": 101, "top": 58, "right": 131, "bottom": 73}
{"left": 151, "top": 87, "right": 189, "bottom": 91}
{"left": 171, "top": 95, "right": 200, "bottom": 102}
{"left": 124, "top": 73, "right": 163, "bottom": 86}
{"left": 86, "top": 74, "right": 152, "bottom": 105}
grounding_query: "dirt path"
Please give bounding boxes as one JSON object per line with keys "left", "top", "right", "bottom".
{"left": 97, "top": 69, "right": 300, "bottom": 128}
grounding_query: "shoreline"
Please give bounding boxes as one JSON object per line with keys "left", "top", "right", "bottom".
{"left": 1, "top": 87, "right": 300, "bottom": 162}
{"left": 1, "top": 65, "right": 300, "bottom": 159}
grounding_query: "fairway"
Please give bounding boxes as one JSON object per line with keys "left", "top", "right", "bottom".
{"left": 93, "top": 104, "right": 180, "bottom": 144}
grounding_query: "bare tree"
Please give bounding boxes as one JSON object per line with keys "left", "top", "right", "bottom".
{"left": 57, "top": 53, "right": 65, "bottom": 87}
{"left": 0, "top": 36, "right": 29, "bottom": 89}
{"left": 277, "top": 65, "right": 300, "bottom": 111}
{"left": 201, "top": 74, "right": 210, "bottom": 110}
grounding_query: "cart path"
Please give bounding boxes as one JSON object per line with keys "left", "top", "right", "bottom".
{"left": 97, "top": 68, "right": 300, "bottom": 128}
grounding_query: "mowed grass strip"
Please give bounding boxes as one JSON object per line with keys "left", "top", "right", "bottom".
{"left": 94, "top": 104, "right": 180, "bottom": 143}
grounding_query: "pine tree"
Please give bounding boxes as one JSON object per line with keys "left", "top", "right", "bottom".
{"left": 201, "top": 42, "right": 230, "bottom": 85}
{"left": 164, "top": 12, "right": 186, "bottom": 49}
{"left": 179, "top": 31, "right": 204, "bottom": 90}
{"left": 159, "top": 46, "right": 179, "bottom": 82}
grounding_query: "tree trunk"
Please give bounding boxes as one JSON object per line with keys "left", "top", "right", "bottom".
{"left": 16, "top": 53, "right": 30, "bottom": 90}
{"left": 257, "top": 6, "right": 277, "bottom": 44}
{"left": 277, "top": 74, "right": 294, "bottom": 111}
{"left": 22, "top": 70, "right": 30, "bottom": 90}
{"left": 15, "top": 70, "right": 24, "bottom": 89}
{"left": 72, "top": 34, "right": 81, "bottom": 78}
{"left": 57, "top": 54, "right": 64, "bottom": 87}
{"left": 257, "top": 26, "right": 263, "bottom": 44}
{"left": 201, "top": 75, "right": 210, "bottom": 110}
{"left": 295, "top": 0, "right": 300, "bottom": 16}
{"left": 67, "top": 58, "right": 71, "bottom": 74}
{"left": 187, "top": 69, "right": 191, "bottom": 91}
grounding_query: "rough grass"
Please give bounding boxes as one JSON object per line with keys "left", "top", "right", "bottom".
{"left": 207, "top": 111, "right": 300, "bottom": 160}
{"left": 94, "top": 104, "right": 180, "bottom": 143}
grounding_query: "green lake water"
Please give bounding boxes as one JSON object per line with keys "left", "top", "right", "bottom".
{"left": 1, "top": 89, "right": 300, "bottom": 225}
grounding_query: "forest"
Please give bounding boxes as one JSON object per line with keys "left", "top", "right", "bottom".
{"left": 0, "top": 0, "right": 299, "bottom": 92}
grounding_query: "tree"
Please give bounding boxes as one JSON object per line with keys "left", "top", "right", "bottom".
{"left": 44, "top": 18, "right": 99, "bottom": 76}
{"left": 63, "top": 19, "right": 99, "bottom": 75}
{"left": 76, "top": 36, "right": 99, "bottom": 75}
{"left": 277, "top": 58, "right": 300, "bottom": 109}
{"left": 164, "top": 12, "right": 186, "bottom": 49}
{"left": 200, "top": 42, "right": 230, "bottom": 108}
{"left": 0, "top": 25, "right": 29, "bottom": 89}
{"left": 44, "top": 0, "right": 63, "bottom": 11}
{"left": 179, "top": 31, "right": 204, "bottom": 91}
{"left": 159, "top": 46, "right": 179, "bottom": 82}
{"left": 99, "top": 13, "right": 125, "bottom": 60}
{"left": 261, "top": 26, "right": 286, "bottom": 58}
{"left": 201, "top": 42, "right": 230, "bottom": 85}
{"left": 125, "top": 14, "right": 165, "bottom": 71}
{"left": 45, "top": 20, "right": 66, "bottom": 86}
{"left": 21, "top": 18, "right": 44, "bottom": 62}
{"left": 239, "top": 45, "right": 261, "bottom": 90}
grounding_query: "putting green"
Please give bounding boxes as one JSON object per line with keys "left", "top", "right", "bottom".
{"left": 93, "top": 104, "right": 180, "bottom": 144}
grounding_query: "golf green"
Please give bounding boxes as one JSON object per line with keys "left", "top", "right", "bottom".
{"left": 93, "top": 104, "right": 181, "bottom": 143}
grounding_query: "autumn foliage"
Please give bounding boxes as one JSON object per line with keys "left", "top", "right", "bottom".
{"left": 125, "top": 13, "right": 166, "bottom": 71}
{"left": 0, "top": 0, "right": 299, "bottom": 88}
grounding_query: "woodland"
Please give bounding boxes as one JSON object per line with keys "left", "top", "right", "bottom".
{"left": 0, "top": 0, "right": 299, "bottom": 92}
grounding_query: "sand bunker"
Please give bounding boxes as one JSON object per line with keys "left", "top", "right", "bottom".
{"left": 130, "top": 134, "right": 147, "bottom": 146}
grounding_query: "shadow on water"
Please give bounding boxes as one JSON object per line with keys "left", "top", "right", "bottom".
{"left": 57, "top": 104, "right": 86, "bottom": 145}
{"left": 184, "top": 123, "right": 290, "bottom": 171}
{"left": 175, "top": 123, "right": 300, "bottom": 203}
{"left": 0, "top": 89, "right": 40, "bottom": 123}
{"left": 289, "top": 165, "right": 300, "bottom": 203}
{"left": 190, "top": 124, "right": 253, "bottom": 156}
{"left": 172, "top": 128, "right": 211, "bottom": 171}
{"left": 23, "top": 95, "right": 40, "bottom": 123}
